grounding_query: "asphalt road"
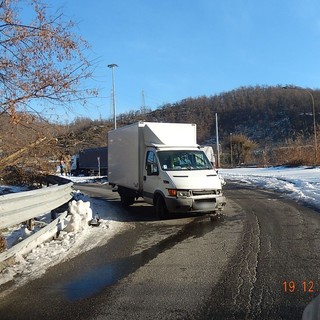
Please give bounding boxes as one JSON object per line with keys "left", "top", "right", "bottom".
{"left": 1, "top": 182, "right": 320, "bottom": 319}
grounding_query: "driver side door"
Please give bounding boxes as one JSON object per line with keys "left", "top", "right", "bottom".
{"left": 143, "top": 150, "right": 160, "bottom": 204}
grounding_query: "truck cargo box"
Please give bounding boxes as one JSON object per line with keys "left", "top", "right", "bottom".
{"left": 108, "top": 121, "right": 226, "bottom": 216}
{"left": 108, "top": 122, "right": 197, "bottom": 190}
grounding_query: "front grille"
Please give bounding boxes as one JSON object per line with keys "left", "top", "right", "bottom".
{"left": 191, "top": 190, "right": 217, "bottom": 196}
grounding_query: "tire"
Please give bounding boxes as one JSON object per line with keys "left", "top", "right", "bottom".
{"left": 120, "top": 194, "right": 135, "bottom": 206}
{"left": 155, "top": 196, "right": 168, "bottom": 220}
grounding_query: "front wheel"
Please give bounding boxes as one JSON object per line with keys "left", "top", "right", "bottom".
{"left": 155, "top": 196, "right": 168, "bottom": 220}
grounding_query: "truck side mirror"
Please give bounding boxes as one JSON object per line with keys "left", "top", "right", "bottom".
{"left": 147, "top": 163, "right": 159, "bottom": 176}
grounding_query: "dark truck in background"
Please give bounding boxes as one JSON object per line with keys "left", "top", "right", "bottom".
{"left": 70, "top": 146, "right": 108, "bottom": 176}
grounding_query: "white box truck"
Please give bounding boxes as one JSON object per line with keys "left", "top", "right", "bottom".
{"left": 108, "top": 121, "right": 226, "bottom": 218}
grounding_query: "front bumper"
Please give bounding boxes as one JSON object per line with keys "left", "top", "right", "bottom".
{"left": 165, "top": 195, "right": 226, "bottom": 213}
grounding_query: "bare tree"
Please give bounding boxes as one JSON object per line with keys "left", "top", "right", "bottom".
{"left": 0, "top": 0, "right": 97, "bottom": 123}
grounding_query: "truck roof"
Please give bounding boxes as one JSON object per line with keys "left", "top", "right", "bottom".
{"left": 141, "top": 122, "right": 197, "bottom": 147}
{"left": 109, "top": 122, "right": 198, "bottom": 147}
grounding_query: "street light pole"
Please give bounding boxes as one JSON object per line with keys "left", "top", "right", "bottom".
{"left": 215, "top": 113, "right": 220, "bottom": 168}
{"left": 283, "top": 86, "right": 317, "bottom": 164}
{"left": 108, "top": 64, "right": 118, "bottom": 130}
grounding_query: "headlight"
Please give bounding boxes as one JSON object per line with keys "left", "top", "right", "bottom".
{"left": 167, "top": 189, "right": 190, "bottom": 197}
{"left": 177, "top": 190, "right": 190, "bottom": 197}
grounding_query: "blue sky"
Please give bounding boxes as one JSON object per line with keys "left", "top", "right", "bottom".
{"left": 46, "top": 0, "right": 320, "bottom": 122}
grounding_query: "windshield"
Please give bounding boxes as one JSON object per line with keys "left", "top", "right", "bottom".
{"left": 157, "top": 150, "right": 212, "bottom": 171}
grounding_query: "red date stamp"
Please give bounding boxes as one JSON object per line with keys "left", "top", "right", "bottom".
{"left": 283, "top": 281, "right": 315, "bottom": 293}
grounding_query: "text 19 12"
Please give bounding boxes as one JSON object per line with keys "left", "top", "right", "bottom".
{"left": 283, "top": 281, "right": 315, "bottom": 293}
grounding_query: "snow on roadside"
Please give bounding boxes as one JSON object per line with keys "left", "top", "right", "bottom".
{"left": 219, "top": 166, "right": 320, "bottom": 209}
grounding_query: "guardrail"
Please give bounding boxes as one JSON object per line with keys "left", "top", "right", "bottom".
{"left": 0, "top": 182, "right": 73, "bottom": 229}
{"left": 0, "top": 176, "right": 74, "bottom": 271}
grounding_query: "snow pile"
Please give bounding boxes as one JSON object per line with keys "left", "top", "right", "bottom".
{"left": 64, "top": 200, "right": 93, "bottom": 233}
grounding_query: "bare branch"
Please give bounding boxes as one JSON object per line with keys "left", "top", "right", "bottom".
{"left": 0, "top": 0, "right": 97, "bottom": 122}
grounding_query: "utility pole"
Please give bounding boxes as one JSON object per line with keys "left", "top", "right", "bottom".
{"left": 108, "top": 64, "right": 118, "bottom": 129}
{"left": 141, "top": 90, "right": 146, "bottom": 114}
{"left": 230, "top": 133, "right": 233, "bottom": 167}
{"left": 215, "top": 113, "right": 220, "bottom": 168}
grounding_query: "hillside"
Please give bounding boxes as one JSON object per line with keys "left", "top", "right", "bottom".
{"left": 55, "top": 85, "right": 320, "bottom": 151}
{"left": 117, "top": 85, "right": 320, "bottom": 165}
{"left": 140, "top": 85, "right": 320, "bottom": 147}
{"left": 44, "top": 85, "right": 320, "bottom": 166}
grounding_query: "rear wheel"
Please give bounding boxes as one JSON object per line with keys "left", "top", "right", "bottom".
{"left": 155, "top": 196, "right": 168, "bottom": 220}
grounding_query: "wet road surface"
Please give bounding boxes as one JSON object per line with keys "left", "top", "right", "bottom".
{"left": 1, "top": 182, "right": 320, "bottom": 319}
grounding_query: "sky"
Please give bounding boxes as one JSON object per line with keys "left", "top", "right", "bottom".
{"left": 37, "top": 0, "right": 320, "bottom": 122}
{"left": 2, "top": 166, "right": 320, "bottom": 296}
